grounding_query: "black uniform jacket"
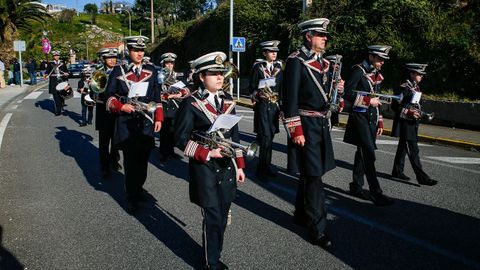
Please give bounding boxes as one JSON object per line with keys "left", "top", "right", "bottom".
{"left": 94, "top": 66, "right": 115, "bottom": 131}
{"left": 174, "top": 89, "right": 245, "bottom": 208}
{"left": 105, "top": 63, "right": 163, "bottom": 149}
{"left": 249, "top": 60, "right": 283, "bottom": 136}
{"left": 77, "top": 78, "right": 89, "bottom": 105}
{"left": 46, "top": 61, "right": 68, "bottom": 94}
{"left": 391, "top": 80, "right": 422, "bottom": 140}
{"left": 161, "top": 70, "right": 189, "bottom": 119}
{"left": 343, "top": 60, "right": 384, "bottom": 152}
{"left": 282, "top": 45, "right": 335, "bottom": 177}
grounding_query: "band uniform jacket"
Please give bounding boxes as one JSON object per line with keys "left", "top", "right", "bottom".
{"left": 391, "top": 79, "right": 422, "bottom": 141}
{"left": 94, "top": 66, "right": 114, "bottom": 131}
{"left": 46, "top": 61, "right": 68, "bottom": 94}
{"left": 161, "top": 70, "right": 188, "bottom": 119}
{"left": 343, "top": 60, "right": 385, "bottom": 151}
{"left": 249, "top": 60, "right": 283, "bottom": 137}
{"left": 282, "top": 46, "right": 335, "bottom": 177}
{"left": 77, "top": 79, "right": 89, "bottom": 105}
{"left": 174, "top": 90, "right": 246, "bottom": 208}
{"left": 105, "top": 63, "right": 163, "bottom": 149}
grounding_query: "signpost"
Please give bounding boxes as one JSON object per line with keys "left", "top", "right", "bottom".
{"left": 13, "top": 40, "right": 26, "bottom": 87}
{"left": 231, "top": 37, "right": 246, "bottom": 100}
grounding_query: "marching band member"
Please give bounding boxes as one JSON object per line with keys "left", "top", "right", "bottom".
{"left": 249, "top": 40, "right": 283, "bottom": 181}
{"left": 159, "top": 52, "right": 189, "bottom": 161}
{"left": 77, "top": 67, "right": 94, "bottom": 126}
{"left": 391, "top": 63, "right": 437, "bottom": 186}
{"left": 174, "top": 52, "right": 245, "bottom": 270}
{"left": 96, "top": 48, "right": 122, "bottom": 180}
{"left": 45, "top": 50, "right": 69, "bottom": 116}
{"left": 283, "top": 18, "right": 342, "bottom": 248}
{"left": 105, "top": 36, "right": 163, "bottom": 213}
{"left": 343, "top": 45, "right": 395, "bottom": 206}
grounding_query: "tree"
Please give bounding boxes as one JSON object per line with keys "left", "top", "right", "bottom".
{"left": 84, "top": 3, "right": 98, "bottom": 24}
{"left": 58, "top": 9, "right": 76, "bottom": 23}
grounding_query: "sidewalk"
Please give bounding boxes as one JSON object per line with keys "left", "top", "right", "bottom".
{"left": 235, "top": 97, "right": 480, "bottom": 151}
{"left": 0, "top": 82, "right": 46, "bottom": 111}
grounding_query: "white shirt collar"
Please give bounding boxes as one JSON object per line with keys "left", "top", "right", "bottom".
{"left": 206, "top": 90, "right": 221, "bottom": 108}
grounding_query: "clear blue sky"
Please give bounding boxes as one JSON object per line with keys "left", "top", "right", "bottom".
{"left": 40, "top": 0, "right": 136, "bottom": 12}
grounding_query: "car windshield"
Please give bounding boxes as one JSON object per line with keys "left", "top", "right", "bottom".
{"left": 70, "top": 64, "right": 83, "bottom": 69}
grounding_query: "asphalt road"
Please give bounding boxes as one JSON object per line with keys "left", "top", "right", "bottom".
{"left": 0, "top": 79, "right": 479, "bottom": 270}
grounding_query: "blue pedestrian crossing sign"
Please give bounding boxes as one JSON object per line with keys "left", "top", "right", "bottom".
{"left": 232, "top": 37, "right": 246, "bottom": 52}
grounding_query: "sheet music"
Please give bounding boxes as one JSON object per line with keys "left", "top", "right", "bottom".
{"left": 207, "top": 114, "right": 242, "bottom": 133}
{"left": 410, "top": 91, "right": 422, "bottom": 104}
{"left": 170, "top": 81, "right": 186, "bottom": 90}
{"left": 258, "top": 77, "right": 276, "bottom": 89}
{"left": 128, "top": 82, "right": 149, "bottom": 98}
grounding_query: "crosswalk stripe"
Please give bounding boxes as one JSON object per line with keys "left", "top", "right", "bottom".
{"left": 0, "top": 113, "right": 13, "bottom": 151}
{"left": 425, "top": 156, "right": 480, "bottom": 165}
{"left": 24, "top": 92, "right": 43, "bottom": 100}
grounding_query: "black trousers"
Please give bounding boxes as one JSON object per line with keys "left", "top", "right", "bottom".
{"left": 98, "top": 120, "right": 119, "bottom": 173}
{"left": 202, "top": 202, "right": 231, "bottom": 269}
{"left": 287, "top": 140, "right": 299, "bottom": 174}
{"left": 122, "top": 136, "right": 152, "bottom": 200}
{"left": 159, "top": 118, "right": 175, "bottom": 156}
{"left": 392, "top": 137, "right": 430, "bottom": 181}
{"left": 52, "top": 91, "right": 64, "bottom": 115}
{"left": 295, "top": 175, "right": 327, "bottom": 239}
{"left": 257, "top": 135, "right": 273, "bottom": 172}
{"left": 352, "top": 146, "right": 382, "bottom": 195}
{"left": 80, "top": 103, "right": 94, "bottom": 124}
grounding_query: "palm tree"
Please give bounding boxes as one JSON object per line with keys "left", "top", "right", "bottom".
{"left": 0, "top": 0, "right": 51, "bottom": 43}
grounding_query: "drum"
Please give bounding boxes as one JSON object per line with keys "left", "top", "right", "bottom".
{"left": 84, "top": 93, "right": 95, "bottom": 107}
{"left": 56, "top": 81, "right": 74, "bottom": 100}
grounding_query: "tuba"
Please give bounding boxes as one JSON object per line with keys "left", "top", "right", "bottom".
{"left": 90, "top": 70, "right": 108, "bottom": 93}
{"left": 222, "top": 61, "right": 239, "bottom": 92}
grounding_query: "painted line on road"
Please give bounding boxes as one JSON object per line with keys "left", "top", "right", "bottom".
{"left": 16, "top": 100, "right": 23, "bottom": 104}
{"left": 0, "top": 113, "right": 13, "bottom": 151}
{"left": 24, "top": 91, "right": 43, "bottom": 100}
{"left": 236, "top": 109, "right": 254, "bottom": 113}
{"left": 425, "top": 156, "right": 480, "bottom": 165}
{"left": 265, "top": 181, "right": 480, "bottom": 269}
{"left": 11, "top": 105, "right": 18, "bottom": 110}
{"left": 332, "top": 139, "right": 480, "bottom": 175}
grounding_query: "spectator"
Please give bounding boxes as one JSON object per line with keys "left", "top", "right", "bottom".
{"left": 0, "top": 58, "right": 5, "bottom": 88}
{"left": 13, "top": 58, "right": 20, "bottom": 85}
{"left": 26, "top": 58, "right": 37, "bottom": 85}
{"left": 7, "top": 68, "right": 14, "bottom": 85}
{"left": 40, "top": 60, "right": 48, "bottom": 79}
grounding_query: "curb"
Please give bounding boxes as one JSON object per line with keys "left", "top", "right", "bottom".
{"left": 235, "top": 100, "right": 480, "bottom": 151}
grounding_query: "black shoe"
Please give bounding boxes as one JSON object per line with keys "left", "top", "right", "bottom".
{"left": 370, "top": 193, "right": 394, "bottom": 206}
{"left": 392, "top": 172, "right": 411, "bottom": 181}
{"left": 311, "top": 235, "right": 332, "bottom": 248}
{"left": 217, "top": 261, "right": 229, "bottom": 270}
{"left": 87, "top": 121, "right": 92, "bottom": 125}
{"left": 349, "top": 184, "right": 371, "bottom": 200}
{"left": 418, "top": 178, "right": 438, "bottom": 186}
{"left": 54, "top": 113, "right": 61, "bottom": 116}
{"left": 79, "top": 122, "right": 87, "bottom": 127}
{"left": 170, "top": 153, "right": 182, "bottom": 159}
{"left": 126, "top": 200, "right": 139, "bottom": 214}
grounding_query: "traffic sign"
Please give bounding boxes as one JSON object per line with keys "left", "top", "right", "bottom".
{"left": 14, "top": 40, "right": 26, "bottom": 52}
{"left": 232, "top": 37, "right": 246, "bottom": 53}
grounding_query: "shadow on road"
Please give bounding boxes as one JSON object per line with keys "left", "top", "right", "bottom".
{"left": 0, "top": 226, "right": 24, "bottom": 270}
{"left": 34, "top": 98, "right": 83, "bottom": 124}
{"left": 54, "top": 126, "right": 202, "bottom": 268}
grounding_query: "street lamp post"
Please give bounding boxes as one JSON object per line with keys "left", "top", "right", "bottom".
{"left": 150, "top": 0, "right": 154, "bottom": 43}
{"left": 228, "top": 0, "right": 233, "bottom": 95}
{"left": 124, "top": 9, "right": 132, "bottom": 36}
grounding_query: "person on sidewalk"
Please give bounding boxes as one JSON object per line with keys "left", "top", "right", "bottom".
{"left": 95, "top": 48, "right": 122, "bottom": 180}
{"left": 390, "top": 63, "right": 437, "bottom": 186}
{"left": 283, "top": 18, "right": 342, "bottom": 248}
{"left": 0, "top": 59, "right": 6, "bottom": 88}
{"left": 26, "top": 58, "right": 37, "bottom": 85}
{"left": 174, "top": 51, "right": 246, "bottom": 270}
{"left": 7, "top": 68, "right": 14, "bottom": 85}
{"left": 40, "top": 60, "right": 48, "bottom": 79}
{"left": 105, "top": 36, "right": 163, "bottom": 214}
{"left": 158, "top": 52, "right": 188, "bottom": 161}
{"left": 343, "top": 45, "right": 394, "bottom": 206}
{"left": 77, "top": 67, "right": 94, "bottom": 127}
{"left": 45, "top": 51, "right": 69, "bottom": 116}
{"left": 249, "top": 40, "right": 283, "bottom": 181}
{"left": 13, "top": 59, "right": 20, "bottom": 85}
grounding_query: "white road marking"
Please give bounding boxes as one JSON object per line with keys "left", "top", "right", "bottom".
{"left": 425, "top": 156, "right": 480, "bottom": 165}
{"left": 11, "top": 105, "right": 18, "bottom": 110}
{"left": 242, "top": 116, "right": 254, "bottom": 120}
{"left": 73, "top": 91, "right": 81, "bottom": 98}
{"left": 236, "top": 109, "right": 254, "bottom": 113}
{"left": 376, "top": 139, "right": 432, "bottom": 147}
{"left": 0, "top": 113, "right": 13, "bottom": 151}
{"left": 24, "top": 92, "right": 43, "bottom": 100}
{"left": 16, "top": 100, "right": 23, "bottom": 104}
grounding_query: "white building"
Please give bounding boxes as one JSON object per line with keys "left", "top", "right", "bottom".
{"left": 33, "top": 2, "right": 70, "bottom": 14}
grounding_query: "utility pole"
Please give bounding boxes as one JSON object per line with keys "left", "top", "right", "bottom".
{"left": 150, "top": 0, "right": 154, "bottom": 43}
{"left": 229, "top": 0, "right": 234, "bottom": 95}
{"left": 303, "top": 0, "right": 312, "bottom": 13}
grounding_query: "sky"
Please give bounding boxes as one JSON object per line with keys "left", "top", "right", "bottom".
{"left": 40, "top": 0, "right": 136, "bottom": 12}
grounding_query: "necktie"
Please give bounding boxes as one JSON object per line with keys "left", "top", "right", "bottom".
{"left": 214, "top": 95, "right": 222, "bottom": 114}
{"left": 134, "top": 68, "right": 140, "bottom": 78}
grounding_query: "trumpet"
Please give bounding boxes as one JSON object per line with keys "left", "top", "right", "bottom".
{"left": 193, "top": 131, "right": 258, "bottom": 159}
{"left": 124, "top": 98, "right": 161, "bottom": 123}
{"left": 327, "top": 55, "right": 342, "bottom": 113}
{"left": 259, "top": 84, "right": 279, "bottom": 103}
{"left": 401, "top": 103, "right": 435, "bottom": 121}
{"left": 221, "top": 61, "right": 239, "bottom": 92}
{"left": 353, "top": 90, "right": 403, "bottom": 104}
